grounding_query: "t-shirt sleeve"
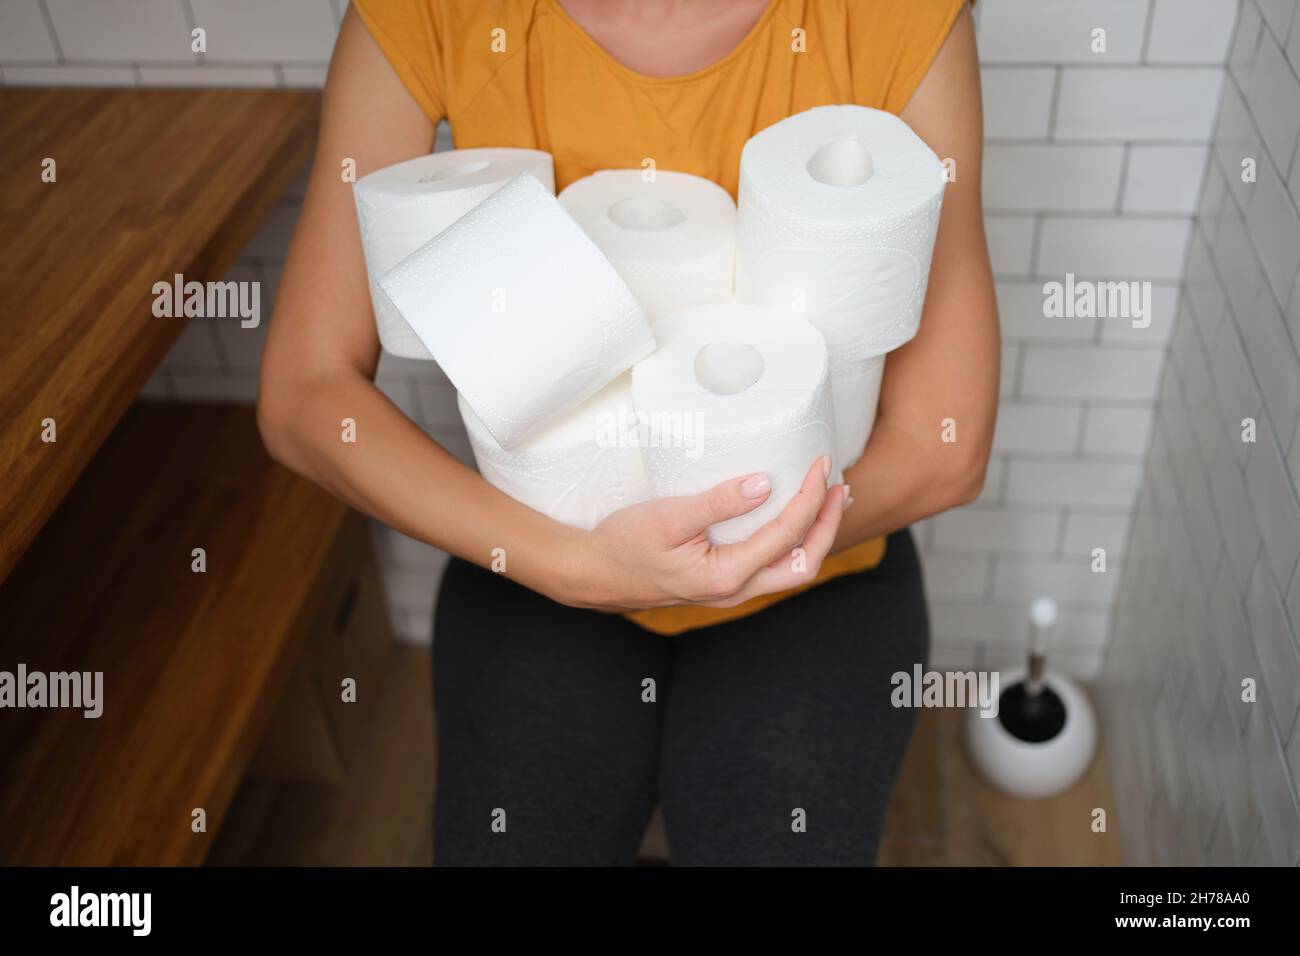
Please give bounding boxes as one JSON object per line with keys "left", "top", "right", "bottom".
{"left": 352, "top": 0, "right": 447, "bottom": 123}
{"left": 849, "top": 0, "right": 970, "bottom": 114}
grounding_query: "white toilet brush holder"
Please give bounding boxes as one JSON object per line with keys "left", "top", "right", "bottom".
{"left": 965, "top": 597, "right": 1098, "bottom": 799}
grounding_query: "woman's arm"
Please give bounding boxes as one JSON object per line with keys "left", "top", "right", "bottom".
{"left": 835, "top": 5, "right": 999, "bottom": 550}
{"left": 259, "top": 9, "right": 847, "bottom": 612}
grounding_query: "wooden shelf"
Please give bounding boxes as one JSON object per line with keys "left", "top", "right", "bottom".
{"left": 0, "top": 402, "right": 350, "bottom": 865}
{"left": 0, "top": 88, "right": 319, "bottom": 585}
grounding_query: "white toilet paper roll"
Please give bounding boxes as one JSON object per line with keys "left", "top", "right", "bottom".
{"left": 379, "top": 173, "right": 655, "bottom": 450}
{"left": 831, "top": 354, "right": 887, "bottom": 468}
{"left": 354, "top": 148, "right": 555, "bottom": 358}
{"left": 735, "top": 105, "right": 944, "bottom": 462}
{"left": 459, "top": 374, "right": 653, "bottom": 530}
{"left": 559, "top": 170, "right": 736, "bottom": 320}
{"left": 631, "top": 304, "right": 840, "bottom": 545}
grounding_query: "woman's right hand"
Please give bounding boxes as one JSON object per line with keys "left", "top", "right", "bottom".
{"left": 562, "top": 457, "right": 849, "bottom": 612}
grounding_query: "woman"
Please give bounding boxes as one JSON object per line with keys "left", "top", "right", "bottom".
{"left": 259, "top": 0, "right": 998, "bottom": 865}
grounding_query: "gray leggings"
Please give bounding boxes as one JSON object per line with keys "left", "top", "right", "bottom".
{"left": 431, "top": 528, "right": 929, "bottom": 865}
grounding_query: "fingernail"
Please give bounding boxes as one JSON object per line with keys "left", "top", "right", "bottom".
{"left": 741, "top": 474, "right": 771, "bottom": 499}
{"left": 842, "top": 485, "right": 852, "bottom": 510}
{"left": 820, "top": 455, "right": 831, "bottom": 480}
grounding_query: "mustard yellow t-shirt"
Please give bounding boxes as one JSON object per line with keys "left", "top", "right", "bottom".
{"left": 354, "top": 0, "right": 966, "bottom": 635}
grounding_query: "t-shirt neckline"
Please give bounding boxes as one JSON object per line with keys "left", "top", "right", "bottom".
{"left": 542, "top": 0, "right": 780, "bottom": 86}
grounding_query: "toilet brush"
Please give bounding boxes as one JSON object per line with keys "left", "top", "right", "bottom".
{"left": 965, "top": 597, "right": 1098, "bottom": 799}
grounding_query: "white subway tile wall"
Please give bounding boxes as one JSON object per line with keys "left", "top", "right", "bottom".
{"left": 1101, "top": 0, "right": 1300, "bottom": 865}
{"left": 0, "top": 2, "right": 1263, "bottom": 772}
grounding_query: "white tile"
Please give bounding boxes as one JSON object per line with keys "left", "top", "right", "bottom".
{"left": 1244, "top": 154, "right": 1300, "bottom": 307}
{"left": 993, "top": 556, "right": 1118, "bottom": 603}
{"left": 210, "top": 262, "right": 267, "bottom": 369}
{"left": 1082, "top": 405, "right": 1155, "bottom": 456}
{"left": 1210, "top": 204, "right": 1265, "bottom": 322}
{"left": 1247, "top": 28, "right": 1300, "bottom": 177}
{"left": 1098, "top": 283, "right": 1179, "bottom": 346}
{"left": 1289, "top": 7, "right": 1300, "bottom": 83}
{"left": 1185, "top": 229, "right": 1228, "bottom": 334}
{"left": 415, "top": 380, "right": 462, "bottom": 429}
{"left": 920, "top": 551, "right": 990, "bottom": 598}
{"left": 1006, "top": 458, "right": 1144, "bottom": 507}
{"left": 1062, "top": 511, "right": 1132, "bottom": 556}
{"left": 1055, "top": 68, "right": 1223, "bottom": 140}
{"left": 980, "top": 67, "right": 1055, "bottom": 139}
{"left": 1000, "top": 343, "right": 1020, "bottom": 396}
{"left": 1210, "top": 315, "right": 1264, "bottom": 441}
{"left": 333, "top": 0, "right": 350, "bottom": 27}
{"left": 1146, "top": 0, "right": 1239, "bottom": 63}
{"left": 928, "top": 507, "right": 1062, "bottom": 553}
{"left": 0, "top": 0, "right": 57, "bottom": 61}
{"left": 1197, "top": 156, "right": 1229, "bottom": 242}
{"left": 1246, "top": 555, "right": 1300, "bottom": 736}
{"left": 2, "top": 65, "right": 135, "bottom": 86}
{"left": 374, "top": 378, "right": 420, "bottom": 423}
{"left": 1289, "top": 269, "right": 1300, "bottom": 380}
{"left": 1210, "top": 451, "right": 1264, "bottom": 593}
{"left": 375, "top": 351, "right": 445, "bottom": 382}
{"left": 1229, "top": 0, "right": 1263, "bottom": 91}
{"left": 161, "top": 320, "right": 224, "bottom": 370}
{"left": 1214, "top": 78, "right": 1263, "bottom": 215}
{"left": 977, "top": 456, "right": 1005, "bottom": 503}
{"left": 927, "top": 639, "right": 981, "bottom": 671}
{"left": 1242, "top": 705, "right": 1300, "bottom": 865}
{"left": 139, "top": 65, "right": 278, "bottom": 87}
{"left": 371, "top": 523, "right": 447, "bottom": 571}
{"left": 1245, "top": 421, "right": 1300, "bottom": 589}
{"left": 1037, "top": 217, "right": 1191, "bottom": 280}
{"left": 983, "top": 145, "right": 1125, "bottom": 211}
{"left": 977, "top": 0, "right": 1148, "bottom": 63}
{"left": 45, "top": 0, "right": 194, "bottom": 62}
{"left": 997, "top": 281, "right": 1097, "bottom": 341}
{"left": 1021, "top": 345, "right": 1164, "bottom": 401}
{"left": 189, "top": 0, "right": 338, "bottom": 62}
{"left": 1257, "top": 0, "right": 1296, "bottom": 44}
{"left": 378, "top": 568, "right": 438, "bottom": 612}
{"left": 242, "top": 204, "right": 299, "bottom": 258}
{"left": 993, "top": 401, "right": 1083, "bottom": 453}
{"left": 984, "top": 215, "right": 1037, "bottom": 276}
{"left": 168, "top": 371, "right": 259, "bottom": 403}
{"left": 1242, "top": 286, "right": 1300, "bottom": 450}
{"left": 1122, "top": 146, "right": 1210, "bottom": 213}
{"left": 282, "top": 65, "right": 329, "bottom": 88}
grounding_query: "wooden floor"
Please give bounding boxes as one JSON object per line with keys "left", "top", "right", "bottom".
{"left": 208, "top": 646, "right": 1122, "bottom": 866}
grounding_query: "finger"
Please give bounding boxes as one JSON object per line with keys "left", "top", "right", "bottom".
{"left": 711, "top": 456, "right": 831, "bottom": 578}
{"left": 699, "top": 485, "right": 847, "bottom": 608}
{"left": 657, "top": 471, "right": 772, "bottom": 543}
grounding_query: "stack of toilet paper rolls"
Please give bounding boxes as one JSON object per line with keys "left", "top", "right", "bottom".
{"left": 736, "top": 105, "right": 946, "bottom": 467}
{"left": 353, "top": 147, "right": 555, "bottom": 358}
{"left": 356, "top": 105, "right": 945, "bottom": 542}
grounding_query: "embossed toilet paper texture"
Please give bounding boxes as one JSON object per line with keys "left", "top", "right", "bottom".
{"left": 459, "top": 374, "right": 653, "bottom": 530}
{"left": 354, "top": 148, "right": 554, "bottom": 359}
{"left": 379, "top": 173, "right": 656, "bottom": 451}
{"left": 632, "top": 304, "right": 840, "bottom": 545}
{"left": 736, "top": 105, "right": 946, "bottom": 465}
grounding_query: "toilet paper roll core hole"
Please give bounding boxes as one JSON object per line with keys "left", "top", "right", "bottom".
{"left": 418, "top": 160, "right": 492, "bottom": 183}
{"left": 608, "top": 195, "right": 688, "bottom": 231}
{"left": 694, "top": 341, "right": 766, "bottom": 395}
{"left": 806, "top": 135, "right": 875, "bottom": 187}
